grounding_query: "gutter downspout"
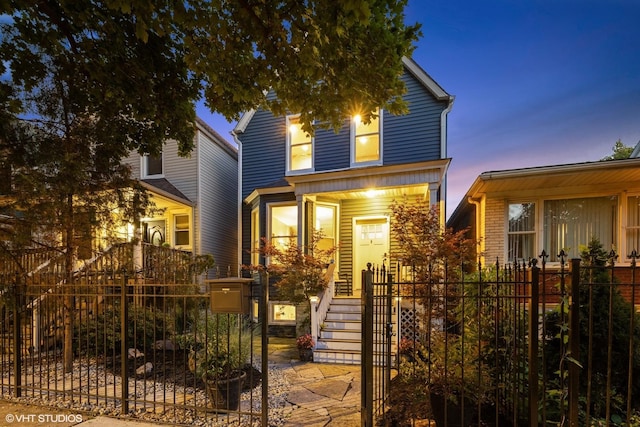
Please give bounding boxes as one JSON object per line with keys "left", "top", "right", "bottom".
{"left": 232, "top": 130, "right": 243, "bottom": 276}
{"left": 440, "top": 96, "right": 455, "bottom": 223}
{"left": 467, "top": 196, "right": 483, "bottom": 264}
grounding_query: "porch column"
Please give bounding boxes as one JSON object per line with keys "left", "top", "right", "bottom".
{"left": 296, "top": 194, "right": 304, "bottom": 248}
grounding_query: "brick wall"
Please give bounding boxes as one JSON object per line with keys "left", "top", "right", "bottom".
{"left": 483, "top": 198, "right": 505, "bottom": 263}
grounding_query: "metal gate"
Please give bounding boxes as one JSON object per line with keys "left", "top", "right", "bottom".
{"left": 361, "top": 262, "right": 394, "bottom": 426}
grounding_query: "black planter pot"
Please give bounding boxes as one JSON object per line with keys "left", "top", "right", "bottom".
{"left": 429, "top": 393, "right": 475, "bottom": 427}
{"left": 205, "top": 371, "right": 247, "bottom": 411}
{"left": 298, "top": 348, "right": 313, "bottom": 362}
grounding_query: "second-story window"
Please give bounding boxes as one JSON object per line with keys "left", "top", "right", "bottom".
{"left": 143, "top": 152, "right": 163, "bottom": 177}
{"left": 286, "top": 115, "right": 313, "bottom": 173}
{"left": 352, "top": 109, "right": 382, "bottom": 166}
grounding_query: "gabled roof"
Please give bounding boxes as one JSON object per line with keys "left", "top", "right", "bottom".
{"left": 232, "top": 57, "right": 452, "bottom": 134}
{"left": 195, "top": 117, "right": 238, "bottom": 159}
{"left": 141, "top": 178, "right": 193, "bottom": 206}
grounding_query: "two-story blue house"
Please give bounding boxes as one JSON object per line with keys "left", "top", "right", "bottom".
{"left": 233, "top": 57, "right": 453, "bottom": 358}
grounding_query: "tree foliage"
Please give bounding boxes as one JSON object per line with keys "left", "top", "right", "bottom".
{"left": 389, "top": 197, "right": 476, "bottom": 283}
{"left": 1, "top": 0, "right": 420, "bottom": 136}
{"left": 601, "top": 139, "right": 633, "bottom": 161}
{"left": 248, "top": 230, "right": 338, "bottom": 304}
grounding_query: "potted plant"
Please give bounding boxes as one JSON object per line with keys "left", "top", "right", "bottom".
{"left": 188, "top": 314, "right": 252, "bottom": 410}
{"left": 296, "top": 333, "right": 314, "bottom": 361}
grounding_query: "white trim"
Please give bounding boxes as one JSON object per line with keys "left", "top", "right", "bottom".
{"left": 285, "top": 114, "right": 314, "bottom": 175}
{"left": 350, "top": 109, "right": 383, "bottom": 168}
{"left": 401, "top": 57, "right": 451, "bottom": 101}
{"left": 352, "top": 215, "right": 390, "bottom": 291}
{"left": 141, "top": 152, "right": 164, "bottom": 179}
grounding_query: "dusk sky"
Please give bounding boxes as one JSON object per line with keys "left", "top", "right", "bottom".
{"left": 197, "top": 0, "right": 640, "bottom": 219}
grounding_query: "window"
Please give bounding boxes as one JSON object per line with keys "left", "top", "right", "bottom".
{"left": 508, "top": 203, "right": 536, "bottom": 262}
{"left": 251, "top": 207, "right": 260, "bottom": 265}
{"left": 315, "top": 204, "right": 337, "bottom": 253}
{"left": 286, "top": 116, "right": 313, "bottom": 172}
{"left": 543, "top": 196, "right": 617, "bottom": 262}
{"left": 626, "top": 195, "right": 640, "bottom": 256}
{"left": 269, "top": 204, "right": 298, "bottom": 253}
{"left": 269, "top": 303, "right": 296, "bottom": 324}
{"left": 174, "top": 214, "right": 190, "bottom": 246}
{"left": 143, "top": 153, "right": 163, "bottom": 177}
{"left": 352, "top": 109, "right": 382, "bottom": 165}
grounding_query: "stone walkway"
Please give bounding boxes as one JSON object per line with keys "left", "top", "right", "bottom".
{"left": 280, "top": 362, "right": 360, "bottom": 426}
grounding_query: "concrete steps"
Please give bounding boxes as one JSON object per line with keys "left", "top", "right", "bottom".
{"left": 314, "top": 298, "right": 361, "bottom": 364}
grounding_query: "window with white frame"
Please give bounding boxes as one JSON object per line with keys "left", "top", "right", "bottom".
{"left": 351, "top": 109, "right": 381, "bottom": 165}
{"left": 626, "top": 195, "right": 640, "bottom": 256}
{"left": 143, "top": 152, "right": 163, "bottom": 177}
{"left": 315, "top": 204, "right": 337, "bottom": 254}
{"left": 543, "top": 196, "right": 617, "bottom": 262}
{"left": 507, "top": 202, "right": 536, "bottom": 262}
{"left": 269, "top": 204, "right": 298, "bottom": 254}
{"left": 174, "top": 214, "right": 190, "bottom": 246}
{"left": 286, "top": 116, "right": 313, "bottom": 173}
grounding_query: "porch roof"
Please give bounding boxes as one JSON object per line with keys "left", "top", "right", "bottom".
{"left": 284, "top": 159, "right": 450, "bottom": 197}
{"left": 141, "top": 179, "right": 193, "bottom": 206}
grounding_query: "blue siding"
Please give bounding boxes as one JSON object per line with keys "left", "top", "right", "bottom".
{"left": 241, "top": 110, "right": 287, "bottom": 199}
{"left": 314, "top": 120, "right": 350, "bottom": 171}
{"left": 239, "top": 64, "right": 450, "bottom": 199}
{"left": 383, "top": 74, "right": 448, "bottom": 164}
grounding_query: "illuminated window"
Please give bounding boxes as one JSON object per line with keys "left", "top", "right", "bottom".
{"left": 627, "top": 195, "right": 640, "bottom": 256}
{"left": 286, "top": 115, "right": 313, "bottom": 172}
{"left": 174, "top": 214, "right": 190, "bottom": 246}
{"left": 315, "top": 204, "right": 337, "bottom": 252}
{"left": 270, "top": 303, "right": 296, "bottom": 324}
{"left": 352, "top": 109, "right": 382, "bottom": 165}
{"left": 269, "top": 204, "right": 298, "bottom": 253}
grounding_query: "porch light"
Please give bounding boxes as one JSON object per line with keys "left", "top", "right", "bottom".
{"left": 366, "top": 189, "right": 382, "bottom": 198}
{"left": 353, "top": 114, "right": 362, "bottom": 124}
{"left": 309, "top": 295, "right": 319, "bottom": 303}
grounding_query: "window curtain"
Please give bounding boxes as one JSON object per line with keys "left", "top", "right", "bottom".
{"left": 543, "top": 196, "right": 617, "bottom": 262}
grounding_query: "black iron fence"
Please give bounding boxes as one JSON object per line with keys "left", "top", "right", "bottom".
{"left": 0, "top": 269, "right": 266, "bottom": 425}
{"left": 364, "top": 253, "right": 640, "bottom": 426}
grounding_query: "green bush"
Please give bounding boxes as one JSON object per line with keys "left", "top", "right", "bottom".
{"left": 74, "top": 304, "right": 173, "bottom": 356}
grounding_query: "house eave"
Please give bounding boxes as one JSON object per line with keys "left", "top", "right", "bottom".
{"left": 244, "top": 185, "right": 294, "bottom": 205}
{"left": 285, "top": 159, "right": 450, "bottom": 196}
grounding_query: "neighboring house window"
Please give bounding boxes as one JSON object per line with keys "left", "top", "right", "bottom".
{"left": 315, "top": 204, "right": 337, "bottom": 253}
{"left": 543, "top": 196, "right": 617, "bottom": 262}
{"left": 174, "top": 214, "right": 190, "bottom": 246}
{"left": 351, "top": 109, "right": 382, "bottom": 166}
{"left": 286, "top": 115, "right": 313, "bottom": 173}
{"left": 269, "top": 203, "right": 298, "bottom": 254}
{"left": 144, "top": 220, "right": 166, "bottom": 245}
{"left": 508, "top": 202, "right": 536, "bottom": 262}
{"left": 626, "top": 195, "right": 640, "bottom": 256}
{"left": 143, "top": 152, "right": 163, "bottom": 177}
{"left": 251, "top": 207, "right": 260, "bottom": 265}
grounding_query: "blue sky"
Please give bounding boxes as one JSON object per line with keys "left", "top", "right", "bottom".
{"left": 197, "top": 0, "right": 640, "bottom": 218}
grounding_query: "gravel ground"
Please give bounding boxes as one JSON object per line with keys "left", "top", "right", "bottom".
{"left": 1, "top": 354, "right": 293, "bottom": 426}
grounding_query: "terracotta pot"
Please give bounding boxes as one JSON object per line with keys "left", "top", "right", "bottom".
{"left": 205, "top": 371, "right": 247, "bottom": 411}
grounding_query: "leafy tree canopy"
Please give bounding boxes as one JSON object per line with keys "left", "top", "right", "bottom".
{"left": 601, "top": 139, "right": 633, "bottom": 161}
{"left": 1, "top": 0, "right": 421, "bottom": 143}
